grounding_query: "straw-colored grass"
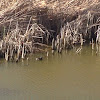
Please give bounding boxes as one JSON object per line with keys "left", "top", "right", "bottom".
{"left": 0, "top": 0, "right": 100, "bottom": 38}
{"left": 0, "top": 0, "right": 99, "bottom": 16}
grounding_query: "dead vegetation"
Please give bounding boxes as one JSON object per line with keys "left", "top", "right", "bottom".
{"left": 0, "top": 0, "right": 100, "bottom": 61}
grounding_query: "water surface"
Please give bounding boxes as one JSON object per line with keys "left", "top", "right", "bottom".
{"left": 0, "top": 45, "right": 100, "bottom": 100}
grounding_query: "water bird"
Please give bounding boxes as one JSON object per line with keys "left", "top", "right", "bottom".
{"left": 36, "top": 57, "right": 43, "bottom": 61}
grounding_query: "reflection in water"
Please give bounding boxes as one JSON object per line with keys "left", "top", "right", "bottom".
{"left": 0, "top": 45, "right": 100, "bottom": 100}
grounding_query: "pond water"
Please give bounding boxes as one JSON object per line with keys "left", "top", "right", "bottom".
{"left": 0, "top": 45, "right": 100, "bottom": 100}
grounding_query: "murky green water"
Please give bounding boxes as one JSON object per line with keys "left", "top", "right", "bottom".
{"left": 0, "top": 45, "right": 100, "bottom": 100}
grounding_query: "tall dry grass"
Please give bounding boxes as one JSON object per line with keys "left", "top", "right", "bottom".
{"left": 0, "top": 0, "right": 100, "bottom": 35}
